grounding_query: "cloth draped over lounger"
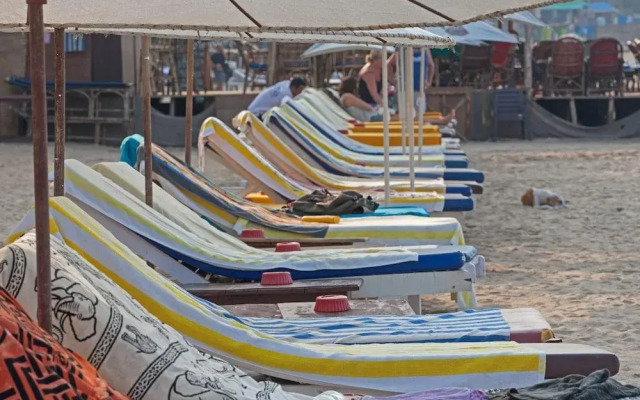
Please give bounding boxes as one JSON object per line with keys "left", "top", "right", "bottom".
{"left": 5, "top": 207, "right": 545, "bottom": 392}
{"left": 88, "top": 160, "right": 479, "bottom": 309}
{"left": 121, "top": 140, "right": 467, "bottom": 246}
{"left": 201, "top": 117, "right": 469, "bottom": 212}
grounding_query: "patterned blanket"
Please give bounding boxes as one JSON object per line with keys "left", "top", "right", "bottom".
{"left": 0, "top": 285, "right": 129, "bottom": 399}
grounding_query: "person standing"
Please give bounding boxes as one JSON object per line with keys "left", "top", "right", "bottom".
{"left": 247, "top": 77, "right": 307, "bottom": 118}
{"left": 211, "top": 44, "right": 231, "bottom": 91}
{"left": 358, "top": 51, "right": 385, "bottom": 107}
{"left": 413, "top": 48, "right": 435, "bottom": 116}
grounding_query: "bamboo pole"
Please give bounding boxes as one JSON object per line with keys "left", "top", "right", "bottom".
{"left": 524, "top": 24, "right": 533, "bottom": 99}
{"left": 53, "top": 28, "right": 65, "bottom": 197}
{"left": 28, "top": 0, "right": 52, "bottom": 333}
{"left": 184, "top": 39, "right": 194, "bottom": 166}
{"left": 381, "top": 46, "right": 390, "bottom": 207}
{"left": 141, "top": 36, "right": 153, "bottom": 206}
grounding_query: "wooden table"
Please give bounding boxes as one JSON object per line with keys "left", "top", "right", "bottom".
{"left": 241, "top": 237, "right": 368, "bottom": 248}
{"left": 183, "top": 278, "right": 363, "bottom": 305}
{"left": 226, "top": 299, "right": 416, "bottom": 319}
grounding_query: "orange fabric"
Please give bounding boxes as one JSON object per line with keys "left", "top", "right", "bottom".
{"left": 0, "top": 287, "right": 130, "bottom": 400}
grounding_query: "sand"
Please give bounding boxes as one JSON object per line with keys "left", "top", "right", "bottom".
{"left": 1, "top": 138, "right": 639, "bottom": 384}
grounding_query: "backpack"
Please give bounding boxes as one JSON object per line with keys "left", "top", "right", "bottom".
{"left": 289, "top": 189, "right": 379, "bottom": 216}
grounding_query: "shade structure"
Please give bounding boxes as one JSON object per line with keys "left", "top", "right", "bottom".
{"left": 1, "top": 0, "right": 566, "bottom": 32}
{"left": 428, "top": 21, "right": 519, "bottom": 45}
{"left": 505, "top": 11, "right": 548, "bottom": 27}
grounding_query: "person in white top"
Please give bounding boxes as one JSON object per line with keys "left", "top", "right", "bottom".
{"left": 247, "top": 77, "right": 307, "bottom": 116}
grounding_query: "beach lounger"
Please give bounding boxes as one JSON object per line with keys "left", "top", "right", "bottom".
{"left": 63, "top": 160, "right": 480, "bottom": 310}
{"left": 263, "top": 108, "right": 483, "bottom": 184}
{"left": 74, "top": 159, "right": 480, "bottom": 310}
{"left": 283, "top": 102, "right": 467, "bottom": 168}
{"left": 291, "top": 95, "right": 466, "bottom": 158}
{"left": 271, "top": 103, "right": 469, "bottom": 171}
{"left": 5, "top": 213, "right": 619, "bottom": 392}
{"left": 297, "top": 90, "right": 463, "bottom": 152}
{"left": 200, "top": 117, "right": 475, "bottom": 212}
{"left": 121, "top": 139, "right": 473, "bottom": 245}
{"left": 286, "top": 95, "right": 468, "bottom": 161}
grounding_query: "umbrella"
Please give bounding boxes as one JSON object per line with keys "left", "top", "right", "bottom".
{"left": 3, "top": 0, "right": 569, "bottom": 32}
{"left": 302, "top": 43, "right": 395, "bottom": 58}
{"left": 429, "top": 21, "right": 519, "bottom": 45}
{"left": 505, "top": 11, "right": 548, "bottom": 28}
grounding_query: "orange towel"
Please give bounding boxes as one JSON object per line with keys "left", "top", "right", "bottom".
{"left": 0, "top": 287, "right": 130, "bottom": 400}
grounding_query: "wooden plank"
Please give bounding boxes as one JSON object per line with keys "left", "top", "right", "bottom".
{"left": 278, "top": 299, "right": 415, "bottom": 319}
{"left": 184, "top": 278, "right": 363, "bottom": 305}
{"left": 225, "top": 304, "right": 282, "bottom": 318}
{"left": 241, "top": 237, "right": 367, "bottom": 248}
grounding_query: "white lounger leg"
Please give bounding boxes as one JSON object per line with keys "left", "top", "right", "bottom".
{"left": 407, "top": 295, "right": 422, "bottom": 314}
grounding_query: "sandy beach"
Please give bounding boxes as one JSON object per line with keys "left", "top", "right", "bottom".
{"left": 1, "top": 138, "right": 639, "bottom": 384}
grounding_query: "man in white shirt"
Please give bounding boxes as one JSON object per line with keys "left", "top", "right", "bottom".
{"left": 247, "top": 77, "right": 307, "bottom": 117}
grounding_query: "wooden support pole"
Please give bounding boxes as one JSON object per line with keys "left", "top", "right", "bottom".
{"left": 184, "top": 39, "right": 194, "bottom": 166}
{"left": 53, "top": 28, "right": 65, "bottom": 197}
{"left": 524, "top": 25, "right": 533, "bottom": 99}
{"left": 141, "top": 36, "right": 153, "bottom": 206}
{"left": 28, "top": 0, "right": 52, "bottom": 334}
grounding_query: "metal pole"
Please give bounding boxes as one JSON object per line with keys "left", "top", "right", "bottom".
{"left": 381, "top": 46, "right": 390, "bottom": 207}
{"left": 141, "top": 36, "right": 153, "bottom": 206}
{"left": 28, "top": 0, "right": 52, "bottom": 334}
{"left": 53, "top": 28, "right": 65, "bottom": 197}
{"left": 405, "top": 47, "right": 415, "bottom": 191}
{"left": 397, "top": 48, "right": 406, "bottom": 154}
{"left": 184, "top": 39, "right": 194, "bottom": 166}
{"left": 418, "top": 48, "right": 425, "bottom": 163}
{"left": 524, "top": 24, "right": 533, "bottom": 99}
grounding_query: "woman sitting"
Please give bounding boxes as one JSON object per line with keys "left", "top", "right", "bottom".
{"left": 338, "top": 77, "right": 382, "bottom": 122}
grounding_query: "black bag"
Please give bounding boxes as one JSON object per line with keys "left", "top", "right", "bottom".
{"left": 290, "top": 189, "right": 379, "bottom": 216}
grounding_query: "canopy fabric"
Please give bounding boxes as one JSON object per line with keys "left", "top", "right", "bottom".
{"left": 302, "top": 43, "right": 395, "bottom": 58}
{"left": 428, "top": 22, "right": 519, "bottom": 45}
{"left": 2, "top": 0, "right": 566, "bottom": 32}
{"left": 504, "top": 11, "right": 548, "bottom": 27}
